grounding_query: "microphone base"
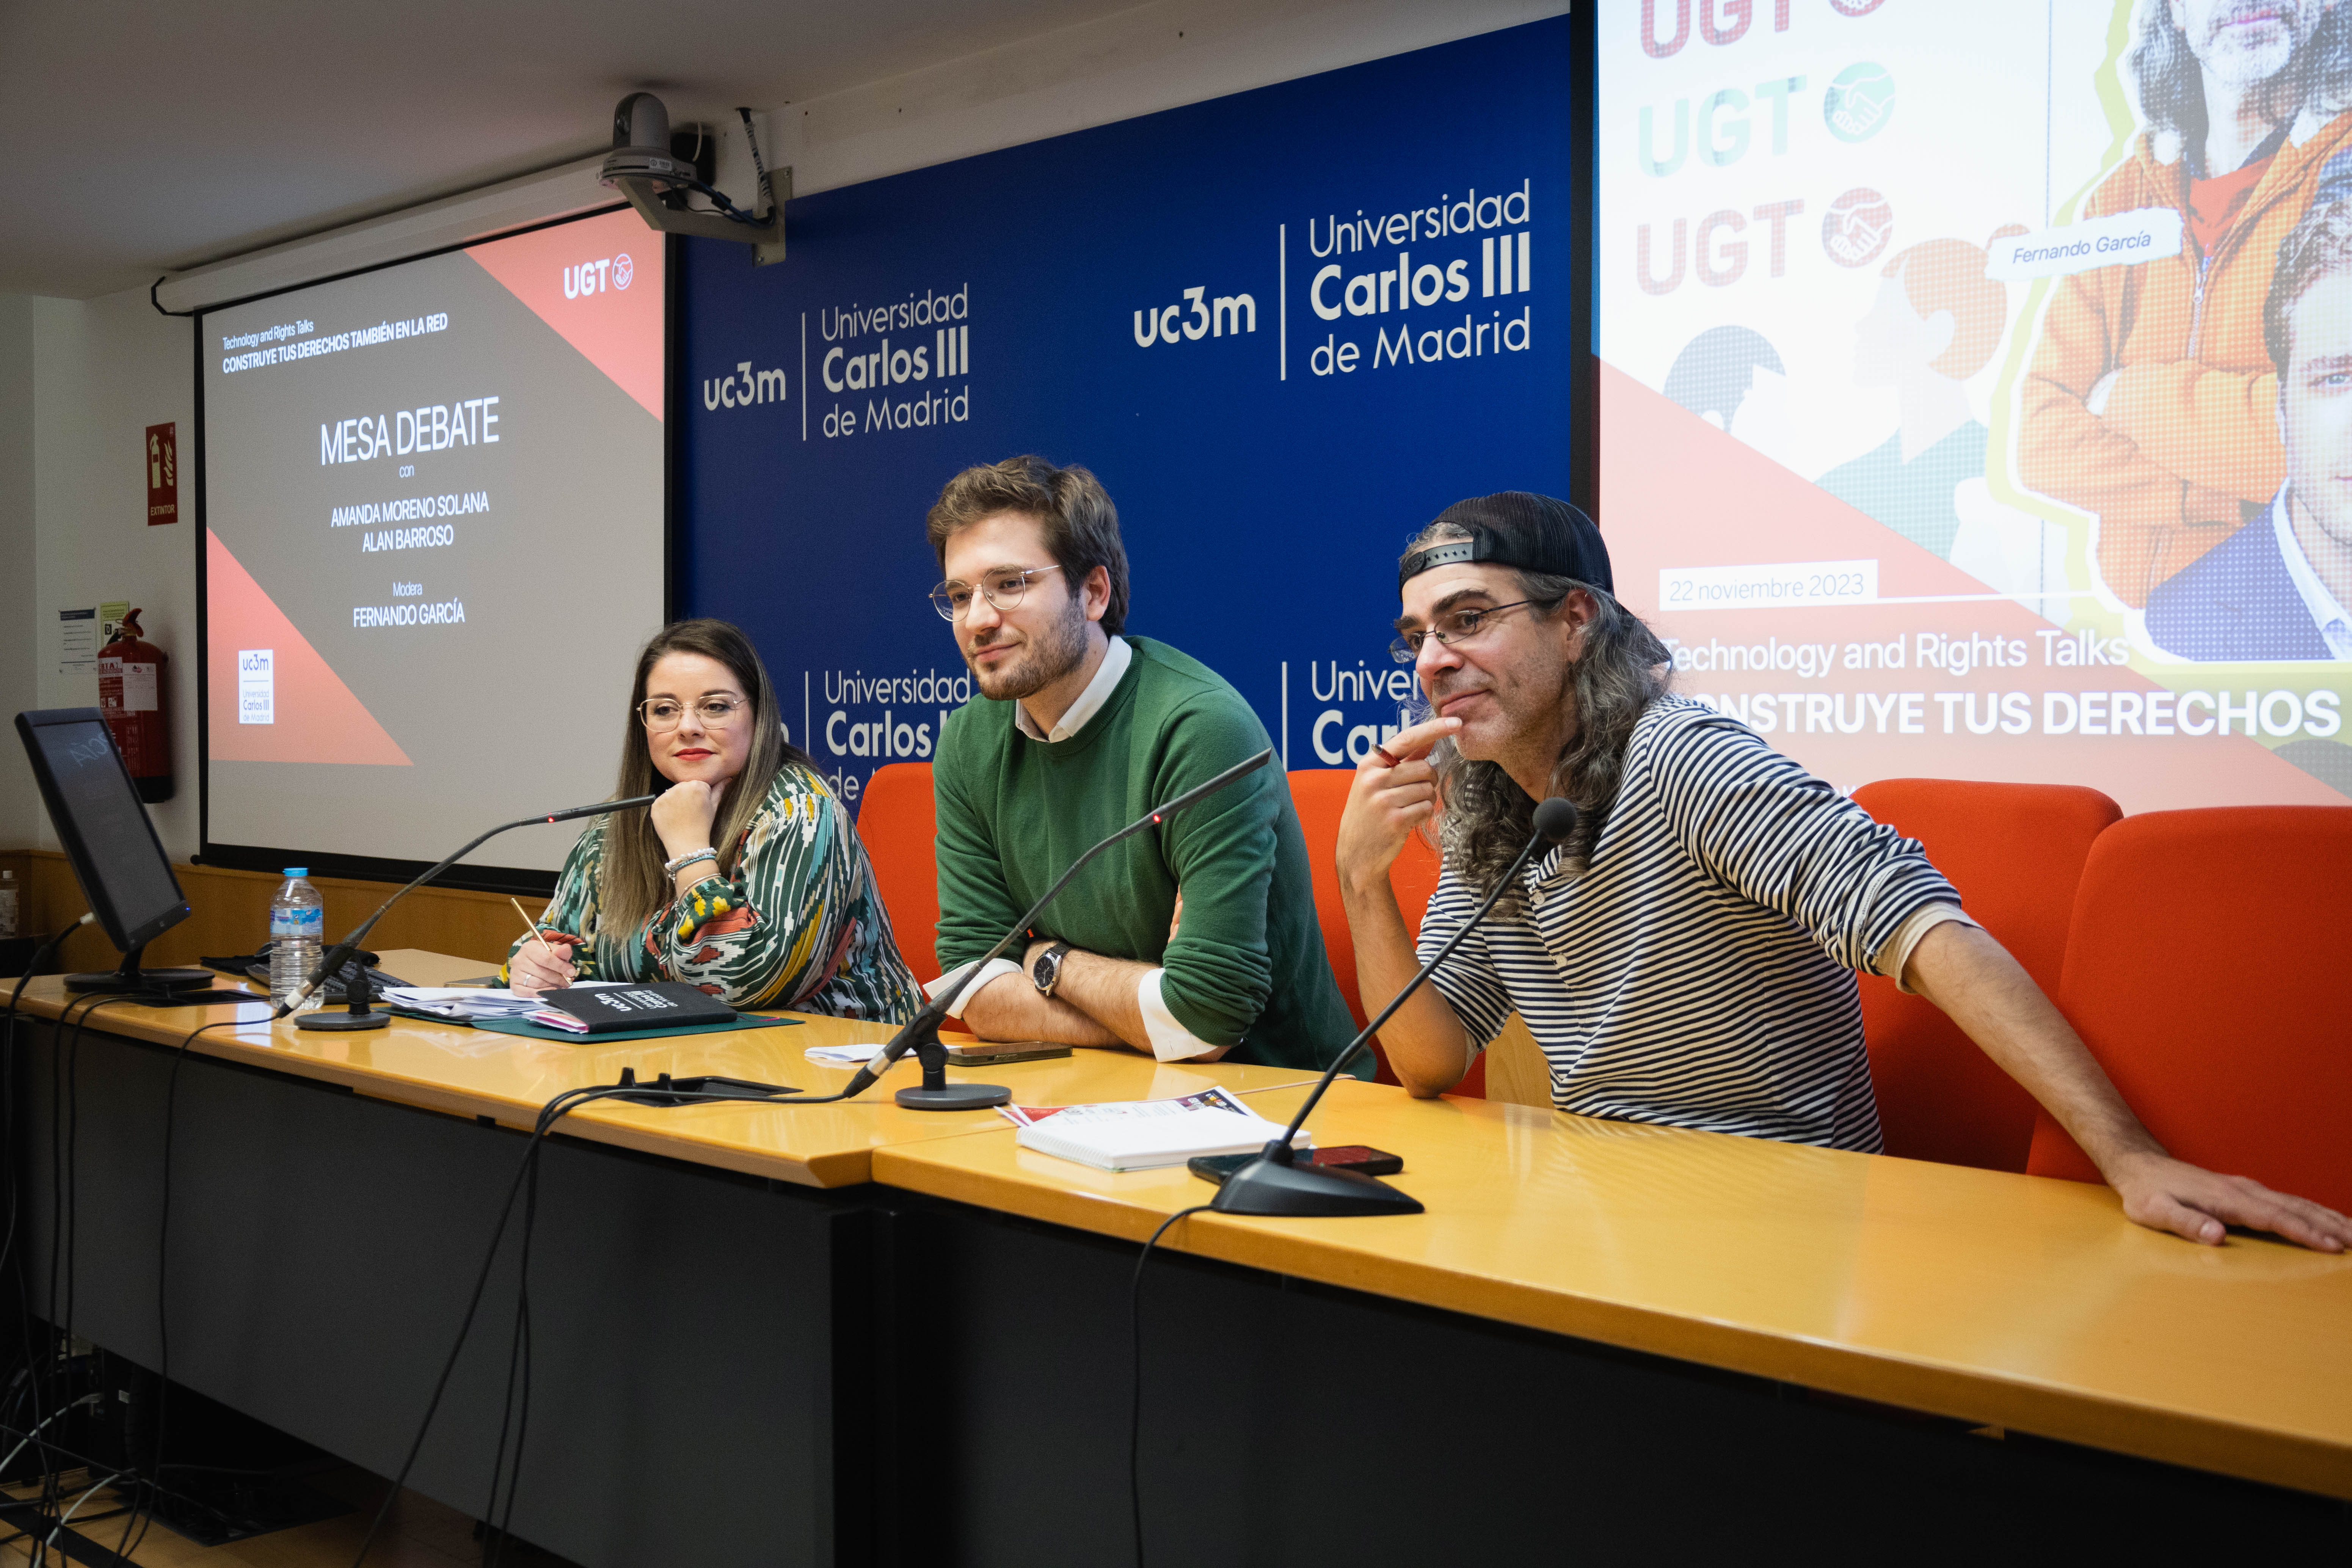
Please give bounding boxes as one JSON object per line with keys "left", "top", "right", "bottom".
{"left": 296, "top": 1009, "right": 391, "bottom": 1031}
{"left": 894, "top": 1081, "right": 1012, "bottom": 1111}
{"left": 1207, "top": 1155, "right": 1423, "bottom": 1217}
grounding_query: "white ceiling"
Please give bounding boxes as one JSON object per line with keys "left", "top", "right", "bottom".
{"left": 0, "top": 0, "right": 1135, "bottom": 298}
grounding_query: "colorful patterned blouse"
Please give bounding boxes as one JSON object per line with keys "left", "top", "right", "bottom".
{"left": 504, "top": 765, "right": 923, "bottom": 1022}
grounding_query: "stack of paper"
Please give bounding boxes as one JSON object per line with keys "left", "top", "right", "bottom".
{"left": 379, "top": 987, "right": 549, "bottom": 1023}
{"left": 1008, "top": 1086, "right": 1310, "bottom": 1172}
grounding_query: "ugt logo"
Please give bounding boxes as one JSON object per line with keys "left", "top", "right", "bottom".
{"left": 563, "top": 255, "right": 634, "bottom": 298}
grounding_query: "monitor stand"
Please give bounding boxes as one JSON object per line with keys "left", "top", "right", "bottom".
{"left": 65, "top": 940, "right": 247, "bottom": 1005}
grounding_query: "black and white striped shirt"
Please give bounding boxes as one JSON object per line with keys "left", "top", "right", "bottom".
{"left": 1418, "top": 695, "right": 1958, "bottom": 1152}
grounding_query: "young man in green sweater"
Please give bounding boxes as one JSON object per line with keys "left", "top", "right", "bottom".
{"left": 921, "top": 455, "right": 1359, "bottom": 1072}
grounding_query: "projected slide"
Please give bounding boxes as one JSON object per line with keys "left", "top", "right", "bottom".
{"left": 1598, "top": 0, "right": 2349, "bottom": 810}
{"left": 203, "top": 208, "right": 666, "bottom": 872}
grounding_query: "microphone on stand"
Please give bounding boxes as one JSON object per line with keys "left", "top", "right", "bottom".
{"left": 278, "top": 794, "right": 658, "bottom": 1027}
{"left": 1208, "top": 796, "right": 1580, "bottom": 1217}
{"left": 844, "top": 746, "right": 1278, "bottom": 1111}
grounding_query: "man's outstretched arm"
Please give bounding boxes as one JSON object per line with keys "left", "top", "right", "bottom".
{"left": 1906, "top": 922, "right": 2350, "bottom": 1253}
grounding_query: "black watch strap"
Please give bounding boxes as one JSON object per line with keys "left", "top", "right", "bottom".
{"left": 1031, "top": 940, "right": 1073, "bottom": 998}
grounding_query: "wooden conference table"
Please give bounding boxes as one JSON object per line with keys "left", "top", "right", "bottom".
{"left": 11, "top": 953, "right": 2347, "bottom": 1565}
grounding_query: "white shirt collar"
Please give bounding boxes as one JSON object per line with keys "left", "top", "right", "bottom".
{"left": 1013, "top": 634, "right": 1131, "bottom": 742}
{"left": 2270, "top": 490, "right": 2352, "bottom": 660}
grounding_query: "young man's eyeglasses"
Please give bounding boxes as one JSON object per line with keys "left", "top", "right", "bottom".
{"left": 1389, "top": 600, "right": 1548, "bottom": 664}
{"left": 638, "top": 697, "right": 745, "bottom": 731}
{"left": 930, "top": 563, "right": 1065, "bottom": 621}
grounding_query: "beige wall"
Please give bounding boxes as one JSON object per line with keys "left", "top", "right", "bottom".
{"left": 0, "top": 295, "right": 35, "bottom": 852}
{"left": 23, "top": 292, "right": 198, "bottom": 857}
{"left": 766, "top": 0, "right": 1564, "bottom": 206}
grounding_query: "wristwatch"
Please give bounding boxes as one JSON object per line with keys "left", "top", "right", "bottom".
{"left": 1030, "top": 940, "right": 1074, "bottom": 998}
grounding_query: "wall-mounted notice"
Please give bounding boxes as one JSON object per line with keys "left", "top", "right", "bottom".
{"left": 56, "top": 608, "right": 95, "bottom": 678}
{"left": 1597, "top": 0, "right": 2348, "bottom": 808}
{"left": 146, "top": 423, "right": 178, "bottom": 524}
{"left": 678, "top": 18, "right": 1576, "bottom": 802}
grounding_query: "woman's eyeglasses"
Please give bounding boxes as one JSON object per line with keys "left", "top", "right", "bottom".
{"left": 638, "top": 697, "right": 745, "bottom": 731}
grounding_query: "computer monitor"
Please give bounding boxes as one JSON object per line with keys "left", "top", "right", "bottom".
{"left": 14, "top": 708, "right": 216, "bottom": 996}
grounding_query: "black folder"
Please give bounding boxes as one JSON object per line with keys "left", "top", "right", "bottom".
{"left": 532, "top": 981, "right": 738, "bottom": 1034}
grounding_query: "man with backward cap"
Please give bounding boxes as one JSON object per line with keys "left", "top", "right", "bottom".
{"left": 1332, "top": 491, "right": 2350, "bottom": 1251}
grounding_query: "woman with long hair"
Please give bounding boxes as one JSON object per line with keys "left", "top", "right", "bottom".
{"left": 503, "top": 618, "right": 922, "bottom": 1021}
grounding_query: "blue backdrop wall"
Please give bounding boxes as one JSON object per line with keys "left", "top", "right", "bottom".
{"left": 678, "top": 16, "right": 1575, "bottom": 804}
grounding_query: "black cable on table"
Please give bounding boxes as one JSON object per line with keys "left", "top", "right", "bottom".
{"left": 479, "top": 1251, "right": 528, "bottom": 1551}
{"left": 1129, "top": 1204, "right": 1213, "bottom": 1568}
{"left": 484, "top": 1130, "right": 543, "bottom": 1568}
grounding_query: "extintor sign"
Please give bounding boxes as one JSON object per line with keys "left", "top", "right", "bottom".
{"left": 146, "top": 422, "right": 177, "bottom": 524}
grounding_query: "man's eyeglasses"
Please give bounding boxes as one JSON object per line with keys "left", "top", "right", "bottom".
{"left": 1389, "top": 600, "right": 1546, "bottom": 664}
{"left": 931, "top": 563, "right": 1065, "bottom": 621}
{"left": 638, "top": 697, "right": 746, "bottom": 731}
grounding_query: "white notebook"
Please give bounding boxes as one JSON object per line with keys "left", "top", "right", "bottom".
{"left": 1010, "top": 1086, "right": 1310, "bottom": 1172}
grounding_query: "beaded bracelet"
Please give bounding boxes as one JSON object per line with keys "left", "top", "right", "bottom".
{"left": 663, "top": 847, "right": 719, "bottom": 877}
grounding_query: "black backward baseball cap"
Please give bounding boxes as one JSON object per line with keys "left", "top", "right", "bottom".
{"left": 1398, "top": 491, "right": 1613, "bottom": 595}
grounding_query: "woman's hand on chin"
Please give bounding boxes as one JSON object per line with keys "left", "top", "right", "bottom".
{"left": 652, "top": 777, "right": 724, "bottom": 860}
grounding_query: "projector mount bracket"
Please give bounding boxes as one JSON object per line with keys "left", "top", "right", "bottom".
{"left": 602, "top": 93, "right": 787, "bottom": 265}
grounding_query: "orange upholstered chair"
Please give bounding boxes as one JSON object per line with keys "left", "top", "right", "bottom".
{"left": 856, "top": 762, "right": 940, "bottom": 983}
{"left": 1850, "top": 779, "right": 2121, "bottom": 1172}
{"left": 1287, "top": 769, "right": 1480, "bottom": 1095}
{"left": 2025, "top": 807, "right": 2352, "bottom": 1215}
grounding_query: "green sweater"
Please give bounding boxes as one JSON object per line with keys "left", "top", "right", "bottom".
{"left": 934, "top": 637, "right": 1360, "bottom": 1074}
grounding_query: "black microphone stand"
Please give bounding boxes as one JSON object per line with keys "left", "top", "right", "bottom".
{"left": 1210, "top": 797, "right": 1580, "bottom": 1217}
{"left": 281, "top": 794, "right": 658, "bottom": 1029}
{"left": 846, "top": 747, "right": 1278, "bottom": 1110}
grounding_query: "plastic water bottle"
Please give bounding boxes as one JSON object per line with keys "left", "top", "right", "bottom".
{"left": 269, "top": 869, "right": 325, "bottom": 1012}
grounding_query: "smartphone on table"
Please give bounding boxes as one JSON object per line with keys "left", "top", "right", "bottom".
{"left": 1187, "top": 1145, "right": 1403, "bottom": 1184}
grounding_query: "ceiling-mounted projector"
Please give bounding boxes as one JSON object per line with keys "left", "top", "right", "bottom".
{"left": 602, "top": 92, "right": 787, "bottom": 264}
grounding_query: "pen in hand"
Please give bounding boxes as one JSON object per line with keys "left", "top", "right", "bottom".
{"left": 509, "top": 897, "right": 573, "bottom": 992}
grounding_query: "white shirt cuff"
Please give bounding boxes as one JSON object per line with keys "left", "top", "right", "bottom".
{"left": 1137, "top": 968, "right": 1224, "bottom": 1062}
{"left": 1872, "top": 903, "right": 1982, "bottom": 995}
{"left": 924, "top": 957, "right": 1023, "bottom": 1017}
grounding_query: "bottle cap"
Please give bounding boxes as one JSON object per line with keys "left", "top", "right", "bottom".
{"left": 284, "top": 867, "right": 308, "bottom": 877}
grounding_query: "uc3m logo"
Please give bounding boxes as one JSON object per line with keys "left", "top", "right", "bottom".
{"left": 1133, "top": 286, "right": 1257, "bottom": 347}
{"left": 705, "top": 360, "right": 786, "bottom": 411}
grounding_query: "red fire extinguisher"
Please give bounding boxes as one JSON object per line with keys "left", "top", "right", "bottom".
{"left": 98, "top": 608, "right": 174, "bottom": 802}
